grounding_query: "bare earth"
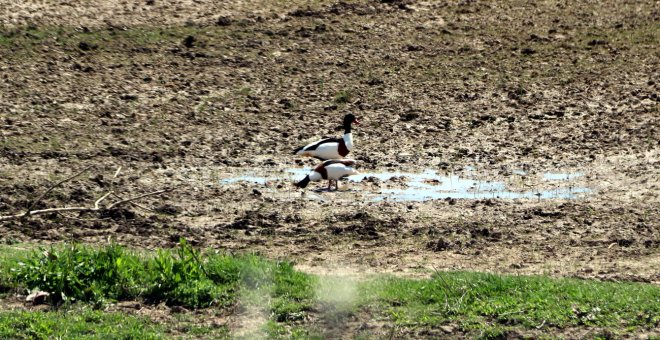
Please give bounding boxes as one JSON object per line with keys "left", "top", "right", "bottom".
{"left": 0, "top": 0, "right": 658, "bottom": 334}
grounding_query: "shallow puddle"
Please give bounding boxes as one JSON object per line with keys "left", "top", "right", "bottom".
{"left": 543, "top": 172, "right": 583, "bottom": 181}
{"left": 221, "top": 176, "right": 271, "bottom": 185}
{"left": 220, "top": 168, "right": 591, "bottom": 202}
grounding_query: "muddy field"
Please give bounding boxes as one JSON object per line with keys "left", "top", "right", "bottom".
{"left": 1, "top": 0, "right": 658, "bottom": 293}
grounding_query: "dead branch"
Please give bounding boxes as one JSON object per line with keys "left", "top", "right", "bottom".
{"left": 0, "top": 188, "right": 173, "bottom": 222}
{"left": 110, "top": 192, "right": 155, "bottom": 212}
{"left": 55, "top": 212, "right": 111, "bottom": 222}
{"left": 1, "top": 206, "right": 101, "bottom": 221}
{"left": 107, "top": 189, "right": 171, "bottom": 209}
{"left": 24, "top": 165, "right": 93, "bottom": 214}
{"left": 94, "top": 191, "right": 114, "bottom": 209}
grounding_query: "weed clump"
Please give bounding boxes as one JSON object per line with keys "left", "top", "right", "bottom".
{"left": 334, "top": 89, "right": 354, "bottom": 104}
{"left": 12, "top": 244, "right": 144, "bottom": 304}
{"left": 145, "top": 241, "right": 235, "bottom": 308}
{"left": 9, "top": 240, "right": 316, "bottom": 313}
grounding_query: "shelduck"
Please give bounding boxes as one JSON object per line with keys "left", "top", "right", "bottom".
{"left": 293, "top": 113, "right": 360, "bottom": 160}
{"left": 295, "top": 159, "right": 359, "bottom": 191}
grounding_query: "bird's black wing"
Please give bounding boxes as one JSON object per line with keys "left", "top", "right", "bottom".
{"left": 298, "top": 137, "right": 341, "bottom": 152}
{"left": 323, "top": 159, "right": 356, "bottom": 167}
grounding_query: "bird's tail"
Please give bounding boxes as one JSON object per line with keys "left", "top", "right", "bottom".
{"left": 293, "top": 146, "right": 304, "bottom": 155}
{"left": 295, "top": 175, "right": 311, "bottom": 188}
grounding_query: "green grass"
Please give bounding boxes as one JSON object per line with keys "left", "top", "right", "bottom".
{"left": 0, "top": 309, "right": 163, "bottom": 339}
{"left": 362, "top": 271, "right": 660, "bottom": 334}
{"left": 8, "top": 240, "right": 314, "bottom": 313}
{"left": 0, "top": 244, "right": 29, "bottom": 297}
{"left": 1, "top": 243, "right": 658, "bottom": 338}
{"left": 2, "top": 241, "right": 315, "bottom": 338}
{"left": 333, "top": 88, "right": 354, "bottom": 105}
{"left": 0, "top": 25, "right": 227, "bottom": 60}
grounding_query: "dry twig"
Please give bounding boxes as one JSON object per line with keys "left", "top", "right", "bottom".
{"left": 1, "top": 164, "right": 175, "bottom": 222}
{"left": 107, "top": 189, "right": 170, "bottom": 209}
{"left": 0, "top": 189, "right": 173, "bottom": 222}
{"left": 110, "top": 192, "right": 155, "bottom": 212}
{"left": 24, "top": 165, "right": 93, "bottom": 214}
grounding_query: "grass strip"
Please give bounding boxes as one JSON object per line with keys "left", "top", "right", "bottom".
{"left": 0, "top": 308, "right": 163, "bottom": 339}
{"left": 362, "top": 271, "right": 660, "bottom": 334}
{"left": 0, "top": 243, "right": 657, "bottom": 338}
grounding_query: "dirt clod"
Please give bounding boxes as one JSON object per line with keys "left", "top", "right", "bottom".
{"left": 182, "top": 36, "right": 195, "bottom": 48}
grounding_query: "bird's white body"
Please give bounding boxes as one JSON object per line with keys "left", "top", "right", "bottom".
{"left": 308, "top": 161, "right": 359, "bottom": 181}
{"left": 296, "top": 159, "right": 359, "bottom": 190}
{"left": 297, "top": 133, "right": 353, "bottom": 160}
{"left": 293, "top": 113, "right": 359, "bottom": 161}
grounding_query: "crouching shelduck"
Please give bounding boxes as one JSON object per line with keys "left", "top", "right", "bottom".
{"left": 295, "top": 159, "right": 359, "bottom": 191}
{"left": 293, "top": 114, "right": 360, "bottom": 160}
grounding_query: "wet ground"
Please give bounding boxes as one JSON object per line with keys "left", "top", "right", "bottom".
{"left": 222, "top": 167, "right": 592, "bottom": 201}
{"left": 0, "top": 0, "right": 658, "bottom": 290}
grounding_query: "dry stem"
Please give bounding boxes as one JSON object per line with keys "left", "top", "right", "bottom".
{"left": 0, "top": 189, "right": 173, "bottom": 222}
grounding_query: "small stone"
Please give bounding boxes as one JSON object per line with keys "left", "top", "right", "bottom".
{"left": 170, "top": 305, "right": 188, "bottom": 313}
{"left": 440, "top": 325, "right": 455, "bottom": 333}
{"left": 26, "top": 291, "right": 50, "bottom": 305}
{"left": 426, "top": 239, "right": 451, "bottom": 251}
{"left": 405, "top": 44, "right": 424, "bottom": 51}
{"left": 119, "top": 94, "right": 138, "bottom": 101}
{"left": 118, "top": 301, "right": 141, "bottom": 309}
{"left": 155, "top": 204, "right": 181, "bottom": 216}
{"left": 182, "top": 36, "right": 195, "bottom": 48}
{"left": 521, "top": 47, "right": 536, "bottom": 55}
{"left": 587, "top": 39, "right": 608, "bottom": 46}
{"left": 78, "top": 41, "right": 96, "bottom": 51}
{"left": 399, "top": 112, "right": 419, "bottom": 121}
{"left": 216, "top": 16, "right": 231, "bottom": 26}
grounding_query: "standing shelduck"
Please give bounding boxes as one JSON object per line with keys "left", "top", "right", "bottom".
{"left": 293, "top": 114, "right": 360, "bottom": 160}
{"left": 295, "top": 159, "right": 359, "bottom": 191}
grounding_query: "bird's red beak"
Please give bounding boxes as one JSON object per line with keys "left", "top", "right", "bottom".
{"left": 354, "top": 118, "right": 360, "bottom": 125}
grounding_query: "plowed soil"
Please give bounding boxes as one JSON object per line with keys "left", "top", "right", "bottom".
{"left": 1, "top": 0, "right": 658, "bottom": 287}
